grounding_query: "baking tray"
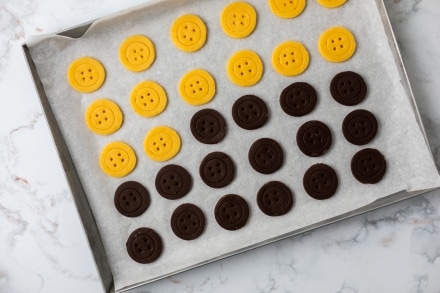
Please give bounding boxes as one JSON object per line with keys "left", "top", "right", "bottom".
{"left": 22, "top": 0, "right": 439, "bottom": 292}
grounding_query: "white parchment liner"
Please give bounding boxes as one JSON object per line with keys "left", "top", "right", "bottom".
{"left": 28, "top": 0, "right": 440, "bottom": 291}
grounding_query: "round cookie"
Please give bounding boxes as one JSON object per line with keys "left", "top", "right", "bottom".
{"left": 67, "top": 57, "right": 106, "bottom": 93}
{"left": 317, "top": 0, "right": 347, "bottom": 8}
{"left": 221, "top": 1, "right": 257, "bottom": 39}
{"left": 126, "top": 227, "right": 162, "bottom": 263}
{"left": 190, "top": 109, "right": 227, "bottom": 144}
{"left": 330, "top": 71, "right": 367, "bottom": 106}
{"left": 214, "top": 194, "right": 249, "bottom": 231}
{"left": 199, "top": 152, "right": 235, "bottom": 188}
{"left": 318, "top": 26, "right": 356, "bottom": 63}
{"left": 144, "top": 126, "right": 181, "bottom": 162}
{"left": 268, "top": 0, "right": 306, "bottom": 19}
{"left": 351, "top": 148, "right": 386, "bottom": 184}
{"left": 280, "top": 82, "right": 317, "bottom": 117}
{"left": 296, "top": 120, "right": 332, "bottom": 157}
{"left": 342, "top": 109, "right": 378, "bottom": 145}
{"left": 170, "top": 14, "right": 207, "bottom": 52}
{"left": 114, "top": 181, "right": 150, "bottom": 217}
{"left": 272, "top": 41, "right": 310, "bottom": 76}
{"left": 227, "top": 50, "right": 264, "bottom": 87}
{"left": 257, "top": 181, "right": 294, "bottom": 216}
{"left": 248, "top": 138, "right": 283, "bottom": 174}
{"left": 232, "top": 95, "right": 268, "bottom": 130}
{"left": 171, "top": 203, "right": 205, "bottom": 240}
{"left": 99, "top": 141, "right": 137, "bottom": 177}
{"left": 119, "top": 35, "right": 155, "bottom": 72}
{"left": 129, "top": 81, "right": 167, "bottom": 117}
{"left": 85, "top": 99, "right": 123, "bottom": 135}
{"left": 303, "top": 164, "right": 338, "bottom": 200}
{"left": 155, "top": 164, "right": 192, "bottom": 200}
{"left": 179, "top": 69, "right": 216, "bottom": 105}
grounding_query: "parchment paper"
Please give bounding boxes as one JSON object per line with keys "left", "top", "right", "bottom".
{"left": 28, "top": 0, "right": 440, "bottom": 291}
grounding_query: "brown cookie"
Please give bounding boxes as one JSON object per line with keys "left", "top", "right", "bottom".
{"left": 280, "top": 82, "right": 317, "bottom": 117}
{"left": 257, "top": 181, "right": 294, "bottom": 216}
{"left": 155, "top": 164, "right": 192, "bottom": 200}
{"left": 126, "top": 227, "right": 162, "bottom": 264}
{"left": 114, "top": 181, "right": 150, "bottom": 217}
{"left": 296, "top": 120, "right": 332, "bottom": 157}
{"left": 214, "top": 194, "right": 249, "bottom": 231}
{"left": 303, "top": 164, "right": 338, "bottom": 200}
{"left": 232, "top": 95, "right": 269, "bottom": 130}
{"left": 190, "top": 109, "right": 227, "bottom": 144}
{"left": 330, "top": 71, "right": 367, "bottom": 106}
{"left": 248, "top": 138, "right": 283, "bottom": 174}
{"left": 171, "top": 203, "right": 205, "bottom": 240}
{"left": 351, "top": 148, "right": 386, "bottom": 184}
{"left": 342, "top": 109, "right": 378, "bottom": 145}
{"left": 199, "top": 152, "right": 235, "bottom": 188}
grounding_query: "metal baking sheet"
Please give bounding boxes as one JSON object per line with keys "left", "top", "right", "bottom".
{"left": 22, "top": 0, "right": 439, "bottom": 292}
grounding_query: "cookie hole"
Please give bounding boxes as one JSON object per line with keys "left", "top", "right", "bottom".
{"left": 135, "top": 244, "right": 138, "bottom": 247}
{"left": 339, "top": 37, "right": 342, "bottom": 41}
{"left": 180, "top": 218, "right": 184, "bottom": 223}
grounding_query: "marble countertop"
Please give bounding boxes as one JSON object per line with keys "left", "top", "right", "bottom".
{"left": 1, "top": 0, "right": 439, "bottom": 292}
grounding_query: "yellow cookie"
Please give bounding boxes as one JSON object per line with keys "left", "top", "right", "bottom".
{"left": 318, "top": 26, "right": 356, "bottom": 62}
{"left": 268, "top": 0, "right": 306, "bottom": 19}
{"left": 119, "top": 35, "right": 156, "bottom": 72}
{"left": 221, "top": 1, "right": 257, "bottom": 38}
{"left": 144, "top": 126, "right": 181, "bottom": 162}
{"left": 179, "top": 69, "right": 216, "bottom": 106}
{"left": 227, "top": 50, "right": 263, "bottom": 87}
{"left": 67, "top": 57, "right": 106, "bottom": 93}
{"left": 317, "top": 0, "right": 347, "bottom": 8}
{"left": 99, "top": 141, "right": 137, "bottom": 177}
{"left": 130, "top": 81, "right": 167, "bottom": 117}
{"left": 85, "top": 99, "right": 123, "bottom": 135}
{"left": 272, "top": 41, "right": 309, "bottom": 76}
{"left": 170, "top": 14, "right": 207, "bottom": 52}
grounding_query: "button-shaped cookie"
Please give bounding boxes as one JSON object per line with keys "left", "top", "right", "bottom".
{"left": 227, "top": 50, "right": 264, "bottom": 87}
{"left": 257, "top": 181, "right": 294, "bottom": 216}
{"left": 99, "top": 141, "right": 137, "bottom": 177}
{"left": 272, "top": 41, "right": 310, "bottom": 76}
{"left": 296, "top": 120, "right": 332, "bottom": 157}
{"left": 114, "top": 181, "right": 150, "bottom": 217}
{"left": 330, "top": 71, "right": 367, "bottom": 106}
{"left": 144, "top": 126, "right": 181, "bottom": 162}
{"left": 319, "top": 26, "right": 356, "bottom": 63}
{"left": 171, "top": 203, "right": 205, "bottom": 240}
{"left": 129, "top": 81, "right": 167, "bottom": 117}
{"left": 199, "top": 152, "right": 235, "bottom": 188}
{"left": 155, "top": 164, "right": 192, "bottom": 200}
{"left": 280, "top": 82, "right": 317, "bottom": 117}
{"left": 221, "top": 1, "right": 257, "bottom": 38}
{"left": 126, "top": 227, "right": 162, "bottom": 263}
{"left": 248, "top": 138, "right": 284, "bottom": 174}
{"left": 179, "top": 69, "right": 216, "bottom": 105}
{"left": 351, "top": 148, "right": 386, "bottom": 184}
{"left": 119, "top": 35, "right": 156, "bottom": 72}
{"left": 170, "top": 14, "right": 207, "bottom": 52}
{"left": 268, "top": 0, "right": 306, "bottom": 19}
{"left": 190, "top": 109, "right": 227, "bottom": 144}
{"left": 303, "top": 163, "right": 338, "bottom": 200}
{"left": 214, "top": 194, "right": 249, "bottom": 231}
{"left": 85, "top": 99, "right": 123, "bottom": 135}
{"left": 342, "top": 109, "right": 378, "bottom": 145}
{"left": 232, "top": 95, "right": 268, "bottom": 130}
{"left": 67, "top": 57, "right": 106, "bottom": 93}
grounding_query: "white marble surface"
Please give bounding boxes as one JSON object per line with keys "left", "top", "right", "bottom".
{"left": 0, "top": 0, "right": 439, "bottom": 292}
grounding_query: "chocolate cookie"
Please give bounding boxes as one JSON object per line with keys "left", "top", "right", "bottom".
{"left": 280, "top": 82, "right": 317, "bottom": 117}
{"left": 296, "top": 120, "right": 332, "bottom": 157}
{"left": 232, "top": 95, "right": 268, "bottom": 130}
{"left": 126, "top": 227, "right": 162, "bottom": 263}
{"left": 114, "top": 181, "right": 150, "bottom": 217}
{"left": 303, "top": 164, "right": 338, "bottom": 200}
{"left": 330, "top": 71, "right": 367, "bottom": 106}
{"left": 199, "top": 152, "right": 235, "bottom": 188}
{"left": 248, "top": 138, "right": 284, "bottom": 174}
{"left": 214, "top": 194, "right": 249, "bottom": 231}
{"left": 342, "top": 109, "right": 378, "bottom": 145}
{"left": 190, "top": 109, "right": 227, "bottom": 144}
{"left": 155, "top": 164, "right": 192, "bottom": 200}
{"left": 351, "top": 148, "right": 386, "bottom": 184}
{"left": 171, "top": 203, "right": 205, "bottom": 240}
{"left": 257, "top": 181, "right": 294, "bottom": 216}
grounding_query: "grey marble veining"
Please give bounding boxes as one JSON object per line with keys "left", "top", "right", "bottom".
{"left": 1, "top": 0, "right": 439, "bottom": 292}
